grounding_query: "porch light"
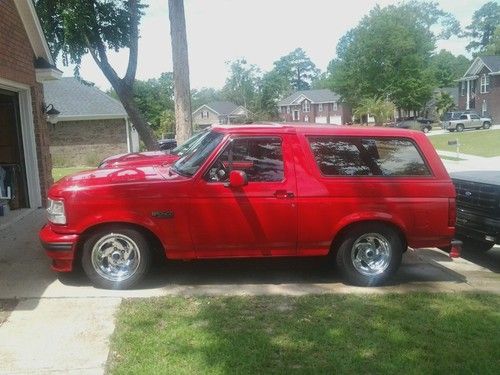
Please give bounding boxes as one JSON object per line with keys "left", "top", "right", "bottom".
{"left": 43, "top": 103, "right": 60, "bottom": 124}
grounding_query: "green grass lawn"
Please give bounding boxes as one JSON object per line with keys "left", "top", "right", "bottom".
{"left": 108, "top": 293, "right": 500, "bottom": 375}
{"left": 429, "top": 129, "right": 500, "bottom": 157}
{"left": 52, "top": 167, "right": 92, "bottom": 182}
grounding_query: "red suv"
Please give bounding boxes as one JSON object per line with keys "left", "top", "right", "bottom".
{"left": 40, "top": 124, "right": 456, "bottom": 289}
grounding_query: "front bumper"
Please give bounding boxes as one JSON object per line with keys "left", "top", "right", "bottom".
{"left": 39, "top": 224, "right": 79, "bottom": 272}
{"left": 455, "top": 208, "right": 500, "bottom": 244}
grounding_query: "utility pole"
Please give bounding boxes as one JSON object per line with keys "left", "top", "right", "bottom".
{"left": 168, "top": 0, "right": 193, "bottom": 144}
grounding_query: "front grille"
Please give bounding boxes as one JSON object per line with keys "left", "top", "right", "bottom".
{"left": 453, "top": 179, "right": 500, "bottom": 215}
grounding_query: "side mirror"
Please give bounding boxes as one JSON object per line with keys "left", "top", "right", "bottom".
{"left": 227, "top": 170, "right": 248, "bottom": 188}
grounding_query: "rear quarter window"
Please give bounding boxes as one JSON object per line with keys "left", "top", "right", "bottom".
{"left": 307, "top": 136, "right": 431, "bottom": 177}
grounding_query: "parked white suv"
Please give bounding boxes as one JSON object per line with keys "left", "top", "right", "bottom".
{"left": 445, "top": 113, "right": 492, "bottom": 132}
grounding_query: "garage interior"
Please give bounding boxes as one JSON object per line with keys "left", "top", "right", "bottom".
{"left": 0, "top": 90, "right": 29, "bottom": 217}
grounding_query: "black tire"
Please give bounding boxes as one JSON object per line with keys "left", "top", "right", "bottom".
{"left": 461, "top": 239, "right": 494, "bottom": 252}
{"left": 423, "top": 126, "right": 430, "bottom": 133}
{"left": 456, "top": 124, "right": 464, "bottom": 132}
{"left": 449, "top": 129, "right": 455, "bottom": 132}
{"left": 335, "top": 223, "right": 404, "bottom": 286}
{"left": 483, "top": 121, "right": 491, "bottom": 129}
{"left": 81, "top": 226, "right": 151, "bottom": 289}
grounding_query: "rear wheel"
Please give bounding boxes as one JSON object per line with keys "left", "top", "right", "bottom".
{"left": 456, "top": 124, "right": 464, "bottom": 132}
{"left": 82, "top": 226, "right": 151, "bottom": 289}
{"left": 335, "top": 223, "right": 404, "bottom": 286}
{"left": 483, "top": 121, "right": 491, "bottom": 129}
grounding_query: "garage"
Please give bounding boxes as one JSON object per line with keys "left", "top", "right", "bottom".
{"left": 329, "top": 115, "right": 342, "bottom": 124}
{"left": 0, "top": 90, "right": 29, "bottom": 211}
{"left": 315, "top": 116, "right": 327, "bottom": 124}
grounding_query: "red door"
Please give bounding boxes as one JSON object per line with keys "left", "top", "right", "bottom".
{"left": 189, "top": 135, "right": 297, "bottom": 258}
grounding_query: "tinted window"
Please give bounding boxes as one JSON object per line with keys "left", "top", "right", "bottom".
{"left": 206, "top": 137, "right": 284, "bottom": 182}
{"left": 173, "top": 131, "right": 224, "bottom": 177}
{"left": 460, "top": 114, "right": 468, "bottom": 119}
{"left": 308, "top": 137, "right": 430, "bottom": 177}
{"left": 470, "top": 114, "right": 480, "bottom": 119}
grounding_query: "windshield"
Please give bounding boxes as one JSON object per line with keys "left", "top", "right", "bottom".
{"left": 173, "top": 131, "right": 224, "bottom": 177}
{"left": 171, "top": 130, "right": 208, "bottom": 156}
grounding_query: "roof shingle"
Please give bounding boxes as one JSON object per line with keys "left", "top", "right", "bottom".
{"left": 43, "top": 77, "right": 127, "bottom": 119}
{"left": 278, "top": 89, "right": 340, "bottom": 106}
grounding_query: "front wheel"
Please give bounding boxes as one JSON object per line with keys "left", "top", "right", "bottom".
{"left": 335, "top": 224, "right": 404, "bottom": 286}
{"left": 423, "top": 126, "right": 430, "bottom": 133}
{"left": 456, "top": 124, "right": 464, "bottom": 132}
{"left": 82, "top": 226, "right": 151, "bottom": 289}
{"left": 483, "top": 121, "right": 491, "bottom": 129}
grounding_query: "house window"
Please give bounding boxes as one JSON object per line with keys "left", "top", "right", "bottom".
{"left": 287, "top": 106, "right": 290, "bottom": 114}
{"left": 201, "top": 110, "right": 209, "bottom": 119}
{"left": 332, "top": 102, "right": 338, "bottom": 111}
{"left": 303, "top": 100, "right": 310, "bottom": 113}
{"left": 480, "top": 74, "right": 490, "bottom": 93}
{"left": 318, "top": 103, "right": 323, "bottom": 112}
{"left": 304, "top": 115, "right": 309, "bottom": 122}
{"left": 460, "top": 81, "right": 466, "bottom": 96}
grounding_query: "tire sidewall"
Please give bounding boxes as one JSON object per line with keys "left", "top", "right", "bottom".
{"left": 483, "top": 122, "right": 491, "bottom": 129}
{"left": 336, "top": 224, "right": 403, "bottom": 286}
{"left": 81, "top": 227, "right": 151, "bottom": 289}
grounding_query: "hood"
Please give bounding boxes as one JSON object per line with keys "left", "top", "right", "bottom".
{"left": 99, "top": 151, "right": 180, "bottom": 168}
{"left": 451, "top": 171, "right": 500, "bottom": 186}
{"left": 49, "top": 165, "right": 185, "bottom": 198}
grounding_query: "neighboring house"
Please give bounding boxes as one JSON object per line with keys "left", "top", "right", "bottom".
{"left": 278, "top": 89, "right": 352, "bottom": 125}
{"left": 0, "top": 0, "right": 61, "bottom": 213}
{"left": 192, "top": 101, "right": 250, "bottom": 129}
{"left": 457, "top": 55, "right": 500, "bottom": 122}
{"left": 43, "top": 77, "right": 139, "bottom": 167}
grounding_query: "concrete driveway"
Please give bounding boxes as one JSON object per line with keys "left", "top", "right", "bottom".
{"left": 1, "top": 209, "right": 499, "bottom": 374}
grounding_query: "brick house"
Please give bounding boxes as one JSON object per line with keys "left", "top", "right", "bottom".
{"left": 278, "top": 89, "right": 352, "bottom": 124}
{"left": 457, "top": 56, "right": 500, "bottom": 122}
{"left": 0, "top": 0, "right": 61, "bottom": 214}
{"left": 43, "top": 77, "right": 139, "bottom": 167}
{"left": 192, "top": 101, "right": 250, "bottom": 129}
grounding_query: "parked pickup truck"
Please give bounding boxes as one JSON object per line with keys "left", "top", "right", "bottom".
{"left": 444, "top": 113, "right": 492, "bottom": 132}
{"left": 40, "top": 124, "right": 456, "bottom": 289}
{"left": 451, "top": 171, "right": 500, "bottom": 252}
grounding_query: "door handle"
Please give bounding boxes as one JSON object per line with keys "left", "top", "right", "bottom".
{"left": 274, "top": 190, "right": 294, "bottom": 199}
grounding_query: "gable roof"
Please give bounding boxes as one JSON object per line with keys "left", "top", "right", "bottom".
{"left": 193, "top": 101, "right": 246, "bottom": 116}
{"left": 463, "top": 56, "right": 500, "bottom": 78}
{"left": 43, "top": 77, "right": 127, "bottom": 120}
{"left": 278, "top": 89, "right": 340, "bottom": 106}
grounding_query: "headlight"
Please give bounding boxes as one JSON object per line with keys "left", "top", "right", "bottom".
{"left": 47, "top": 198, "right": 66, "bottom": 224}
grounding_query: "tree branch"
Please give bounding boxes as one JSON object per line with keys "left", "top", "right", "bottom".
{"left": 124, "top": 0, "right": 139, "bottom": 85}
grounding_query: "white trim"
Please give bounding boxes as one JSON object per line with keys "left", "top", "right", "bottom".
{"left": 36, "top": 68, "right": 63, "bottom": 82}
{"left": 229, "top": 105, "right": 249, "bottom": 116}
{"left": 0, "top": 78, "right": 42, "bottom": 208}
{"left": 480, "top": 74, "right": 490, "bottom": 93}
{"left": 290, "top": 94, "right": 308, "bottom": 105}
{"left": 14, "top": 0, "right": 54, "bottom": 65}
{"left": 192, "top": 104, "right": 220, "bottom": 116}
{"left": 56, "top": 114, "right": 128, "bottom": 122}
{"left": 489, "top": 72, "right": 500, "bottom": 76}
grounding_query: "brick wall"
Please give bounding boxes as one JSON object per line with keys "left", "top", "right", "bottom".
{"left": 0, "top": 0, "right": 53, "bottom": 204}
{"left": 49, "top": 119, "right": 128, "bottom": 167}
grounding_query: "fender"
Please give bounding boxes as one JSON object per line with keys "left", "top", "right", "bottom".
{"left": 332, "top": 211, "right": 408, "bottom": 240}
{"left": 74, "top": 210, "right": 168, "bottom": 250}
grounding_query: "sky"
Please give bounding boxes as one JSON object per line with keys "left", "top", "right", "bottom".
{"left": 58, "top": 0, "right": 489, "bottom": 91}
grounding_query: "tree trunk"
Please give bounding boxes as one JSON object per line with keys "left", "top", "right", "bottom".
{"left": 113, "top": 82, "right": 158, "bottom": 150}
{"left": 168, "top": 0, "right": 193, "bottom": 144}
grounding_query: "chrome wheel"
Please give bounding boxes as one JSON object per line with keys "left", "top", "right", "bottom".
{"left": 351, "top": 233, "right": 391, "bottom": 276}
{"left": 91, "top": 233, "right": 141, "bottom": 282}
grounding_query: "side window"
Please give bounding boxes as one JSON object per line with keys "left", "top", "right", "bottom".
{"left": 308, "top": 137, "right": 431, "bottom": 177}
{"left": 205, "top": 137, "right": 284, "bottom": 183}
{"left": 471, "top": 114, "right": 480, "bottom": 119}
{"left": 460, "top": 114, "right": 468, "bottom": 120}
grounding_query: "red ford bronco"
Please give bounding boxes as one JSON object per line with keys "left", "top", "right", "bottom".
{"left": 40, "top": 124, "right": 456, "bottom": 289}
